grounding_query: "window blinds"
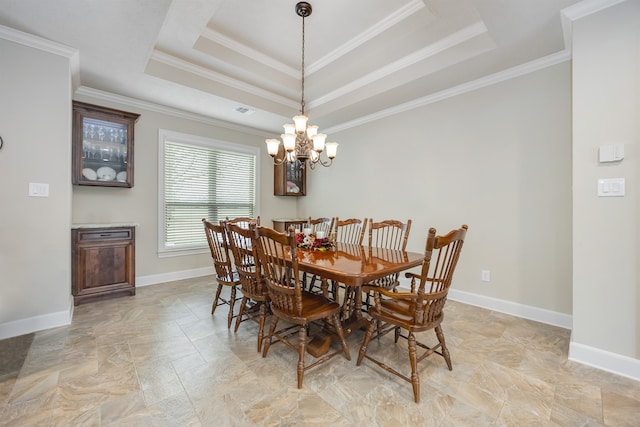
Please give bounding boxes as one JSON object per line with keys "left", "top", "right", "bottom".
{"left": 163, "top": 140, "right": 256, "bottom": 249}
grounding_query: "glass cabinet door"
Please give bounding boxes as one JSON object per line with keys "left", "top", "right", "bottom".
{"left": 72, "top": 101, "right": 140, "bottom": 187}
{"left": 274, "top": 159, "right": 307, "bottom": 196}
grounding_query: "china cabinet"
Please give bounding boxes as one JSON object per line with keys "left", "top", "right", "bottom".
{"left": 72, "top": 101, "right": 140, "bottom": 187}
{"left": 274, "top": 158, "right": 306, "bottom": 196}
{"left": 72, "top": 226, "right": 135, "bottom": 305}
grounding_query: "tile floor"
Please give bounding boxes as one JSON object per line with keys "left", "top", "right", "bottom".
{"left": 1, "top": 277, "right": 639, "bottom": 426}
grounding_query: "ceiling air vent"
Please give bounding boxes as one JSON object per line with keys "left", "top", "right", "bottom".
{"left": 234, "top": 106, "right": 255, "bottom": 115}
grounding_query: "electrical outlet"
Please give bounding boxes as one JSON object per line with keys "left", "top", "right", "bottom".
{"left": 481, "top": 270, "right": 491, "bottom": 282}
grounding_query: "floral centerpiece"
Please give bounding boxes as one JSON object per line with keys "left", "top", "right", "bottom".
{"left": 296, "top": 232, "right": 334, "bottom": 251}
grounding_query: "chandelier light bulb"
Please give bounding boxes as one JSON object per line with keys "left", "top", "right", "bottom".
{"left": 312, "top": 133, "right": 326, "bottom": 152}
{"left": 281, "top": 133, "right": 297, "bottom": 151}
{"left": 265, "top": 139, "right": 281, "bottom": 156}
{"left": 306, "top": 125, "right": 318, "bottom": 139}
{"left": 325, "top": 142, "right": 338, "bottom": 159}
{"left": 283, "top": 123, "right": 296, "bottom": 135}
{"left": 293, "top": 115, "right": 308, "bottom": 132}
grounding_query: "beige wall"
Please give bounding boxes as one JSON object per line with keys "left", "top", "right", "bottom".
{"left": 571, "top": 0, "right": 639, "bottom": 359}
{"left": 0, "top": 38, "right": 73, "bottom": 334}
{"left": 2, "top": 1, "right": 638, "bottom": 378}
{"left": 301, "top": 62, "right": 574, "bottom": 315}
{"left": 72, "top": 93, "right": 298, "bottom": 280}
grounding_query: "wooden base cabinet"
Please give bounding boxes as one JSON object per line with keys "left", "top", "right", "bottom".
{"left": 72, "top": 226, "right": 135, "bottom": 305}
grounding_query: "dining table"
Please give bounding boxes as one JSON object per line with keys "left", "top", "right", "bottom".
{"left": 292, "top": 242, "right": 424, "bottom": 357}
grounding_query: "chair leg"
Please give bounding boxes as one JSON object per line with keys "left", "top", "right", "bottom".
{"left": 341, "top": 287, "right": 354, "bottom": 321}
{"left": 257, "top": 303, "right": 266, "bottom": 353}
{"left": 211, "top": 283, "right": 223, "bottom": 315}
{"left": 330, "top": 314, "right": 351, "bottom": 360}
{"left": 408, "top": 332, "right": 420, "bottom": 403}
{"left": 435, "top": 325, "right": 452, "bottom": 370}
{"left": 227, "top": 286, "right": 237, "bottom": 329}
{"left": 234, "top": 296, "right": 248, "bottom": 332}
{"left": 262, "top": 316, "right": 279, "bottom": 357}
{"left": 297, "top": 325, "right": 307, "bottom": 388}
{"left": 357, "top": 319, "right": 376, "bottom": 366}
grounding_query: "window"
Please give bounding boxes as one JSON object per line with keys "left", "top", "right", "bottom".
{"left": 158, "top": 129, "right": 259, "bottom": 256}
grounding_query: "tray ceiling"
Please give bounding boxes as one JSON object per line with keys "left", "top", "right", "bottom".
{"left": 0, "top": 0, "right": 583, "bottom": 134}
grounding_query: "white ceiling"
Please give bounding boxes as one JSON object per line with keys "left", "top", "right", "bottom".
{"left": 0, "top": 0, "right": 583, "bottom": 135}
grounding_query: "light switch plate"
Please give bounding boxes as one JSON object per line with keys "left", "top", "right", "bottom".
{"left": 28, "top": 182, "right": 49, "bottom": 197}
{"left": 599, "top": 144, "right": 624, "bottom": 163}
{"left": 597, "top": 178, "right": 625, "bottom": 197}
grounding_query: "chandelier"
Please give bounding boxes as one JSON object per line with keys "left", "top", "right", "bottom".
{"left": 265, "top": 1, "right": 337, "bottom": 169}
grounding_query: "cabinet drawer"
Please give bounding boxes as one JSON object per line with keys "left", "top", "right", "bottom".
{"left": 76, "top": 229, "right": 132, "bottom": 241}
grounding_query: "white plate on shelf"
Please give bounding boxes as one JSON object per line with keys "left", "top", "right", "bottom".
{"left": 116, "top": 171, "right": 127, "bottom": 182}
{"left": 82, "top": 168, "right": 97, "bottom": 180}
{"left": 96, "top": 166, "right": 116, "bottom": 181}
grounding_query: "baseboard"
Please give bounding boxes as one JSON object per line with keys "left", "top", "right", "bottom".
{"left": 569, "top": 342, "right": 640, "bottom": 382}
{"left": 136, "top": 267, "right": 213, "bottom": 287}
{"left": 446, "top": 288, "right": 573, "bottom": 329}
{"left": 0, "top": 303, "right": 73, "bottom": 341}
{"left": 0, "top": 269, "right": 213, "bottom": 340}
{"left": 397, "top": 277, "right": 573, "bottom": 329}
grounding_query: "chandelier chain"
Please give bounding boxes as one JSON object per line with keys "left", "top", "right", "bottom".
{"left": 300, "top": 14, "right": 305, "bottom": 116}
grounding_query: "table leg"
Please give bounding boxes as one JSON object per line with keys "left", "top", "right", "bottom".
{"left": 306, "top": 285, "right": 368, "bottom": 358}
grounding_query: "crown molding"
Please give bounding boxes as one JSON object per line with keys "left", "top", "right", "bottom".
{"left": 200, "top": 27, "right": 299, "bottom": 79}
{"left": 75, "top": 86, "right": 270, "bottom": 137}
{"left": 0, "top": 24, "right": 80, "bottom": 90}
{"left": 561, "top": 0, "right": 629, "bottom": 50}
{"left": 150, "top": 50, "right": 298, "bottom": 110}
{"left": 325, "top": 49, "right": 571, "bottom": 134}
{"left": 562, "top": 0, "right": 628, "bottom": 21}
{"left": 310, "top": 21, "right": 489, "bottom": 110}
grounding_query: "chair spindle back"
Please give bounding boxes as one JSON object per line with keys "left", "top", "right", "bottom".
{"left": 334, "top": 217, "right": 366, "bottom": 245}
{"left": 202, "top": 219, "right": 234, "bottom": 281}
{"left": 367, "top": 219, "right": 412, "bottom": 250}
{"left": 253, "top": 226, "right": 303, "bottom": 316}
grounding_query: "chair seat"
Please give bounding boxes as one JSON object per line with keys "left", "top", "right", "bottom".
{"left": 271, "top": 291, "right": 340, "bottom": 324}
{"left": 217, "top": 271, "right": 240, "bottom": 285}
{"left": 369, "top": 299, "right": 444, "bottom": 333}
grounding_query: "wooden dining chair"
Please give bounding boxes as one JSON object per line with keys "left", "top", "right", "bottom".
{"left": 357, "top": 224, "right": 468, "bottom": 403}
{"left": 334, "top": 217, "right": 366, "bottom": 245}
{"left": 202, "top": 219, "right": 241, "bottom": 328}
{"left": 362, "top": 218, "right": 412, "bottom": 307}
{"left": 304, "top": 217, "right": 336, "bottom": 294}
{"left": 308, "top": 217, "right": 334, "bottom": 235}
{"left": 226, "top": 216, "right": 261, "bottom": 229}
{"left": 225, "top": 222, "right": 270, "bottom": 352}
{"left": 331, "top": 217, "right": 367, "bottom": 315}
{"left": 253, "top": 225, "right": 351, "bottom": 388}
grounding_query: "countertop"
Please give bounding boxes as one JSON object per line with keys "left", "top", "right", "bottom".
{"left": 72, "top": 223, "right": 138, "bottom": 229}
